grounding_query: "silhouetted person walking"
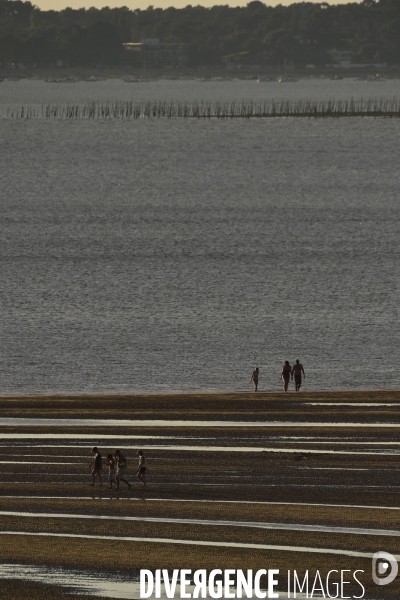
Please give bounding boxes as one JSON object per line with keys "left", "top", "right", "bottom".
{"left": 281, "top": 361, "right": 292, "bottom": 392}
{"left": 89, "top": 447, "right": 102, "bottom": 486}
{"left": 114, "top": 449, "right": 132, "bottom": 490}
{"left": 292, "top": 359, "right": 305, "bottom": 391}
{"left": 137, "top": 449, "right": 147, "bottom": 487}
{"left": 250, "top": 367, "right": 259, "bottom": 392}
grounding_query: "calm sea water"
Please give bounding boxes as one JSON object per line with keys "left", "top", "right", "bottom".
{"left": 2, "top": 76, "right": 400, "bottom": 110}
{"left": 1, "top": 79, "right": 400, "bottom": 394}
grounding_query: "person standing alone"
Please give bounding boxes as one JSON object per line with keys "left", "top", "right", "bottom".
{"left": 250, "top": 367, "right": 259, "bottom": 392}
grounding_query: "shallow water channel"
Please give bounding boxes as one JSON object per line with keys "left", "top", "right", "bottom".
{"left": 1, "top": 418, "right": 400, "bottom": 427}
{"left": 1, "top": 510, "right": 398, "bottom": 537}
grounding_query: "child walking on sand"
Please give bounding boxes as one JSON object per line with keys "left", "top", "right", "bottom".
{"left": 89, "top": 447, "right": 102, "bottom": 486}
{"left": 107, "top": 453, "right": 116, "bottom": 489}
{"left": 137, "top": 450, "right": 146, "bottom": 487}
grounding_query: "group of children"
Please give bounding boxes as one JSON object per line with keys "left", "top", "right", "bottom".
{"left": 89, "top": 447, "right": 147, "bottom": 489}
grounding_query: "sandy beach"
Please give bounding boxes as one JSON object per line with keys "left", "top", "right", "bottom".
{"left": 0, "top": 390, "right": 399, "bottom": 598}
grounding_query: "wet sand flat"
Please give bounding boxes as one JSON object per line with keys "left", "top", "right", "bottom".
{"left": 0, "top": 391, "right": 400, "bottom": 598}
{"left": 1, "top": 390, "right": 400, "bottom": 421}
{"left": 1, "top": 446, "right": 400, "bottom": 507}
{"left": 2, "top": 513, "right": 400, "bottom": 554}
{"left": 0, "top": 535, "right": 396, "bottom": 599}
{"left": 1, "top": 496, "right": 400, "bottom": 529}
{"left": 0, "top": 579, "right": 96, "bottom": 600}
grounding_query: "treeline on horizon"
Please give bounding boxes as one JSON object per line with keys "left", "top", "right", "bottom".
{"left": 1, "top": 0, "right": 400, "bottom": 68}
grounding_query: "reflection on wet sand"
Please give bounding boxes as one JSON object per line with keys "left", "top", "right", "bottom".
{"left": 0, "top": 564, "right": 325, "bottom": 600}
{"left": 3, "top": 495, "right": 400, "bottom": 510}
{"left": 1, "top": 418, "right": 400, "bottom": 427}
{"left": 0, "top": 531, "right": 389, "bottom": 558}
{"left": 0, "top": 433, "right": 208, "bottom": 439}
{"left": 0, "top": 563, "right": 136, "bottom": 599}
{"left": 1, "top": 443, "right": 399, "bottom": 455}
{"left": 1, "top": 509, "right": 399, "bottom": 537}
{"left": 303, "top": 402, "right": 400, "bottom": 407}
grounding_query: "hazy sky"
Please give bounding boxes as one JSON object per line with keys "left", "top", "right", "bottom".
{"left": 35, "top": 0, "right": 360, "bottom": 13}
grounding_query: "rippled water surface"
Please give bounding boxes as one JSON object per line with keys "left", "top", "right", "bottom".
{"left": 1, "top": 79, "right": 400, "bottom": 393}
{"left": 2, "top": 77, "right": 400, "bottom": 111}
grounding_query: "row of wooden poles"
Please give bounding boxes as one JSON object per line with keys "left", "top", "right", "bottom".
{"left": 6, "top": 98, "right": 400, "bottom": 119}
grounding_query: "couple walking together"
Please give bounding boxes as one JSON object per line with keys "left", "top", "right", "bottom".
{"left": 89, "top": 447, "right": 147, "bottom": 489}
{"left": 250, "top": 359, "right": 305, "bottom": 392}
{"left": 281, "top": 359, "right": 305, "bottom": 392}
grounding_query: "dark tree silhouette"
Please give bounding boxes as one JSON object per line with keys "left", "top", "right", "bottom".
{"left": 0, "top": 0, "right": 399, "bottom": 68}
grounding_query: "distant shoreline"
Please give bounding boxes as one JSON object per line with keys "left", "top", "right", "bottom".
{"left": 1, "top": 389, "right": 400, "bottom": 399}
{"left": 1, "top": 65, "right": 400, "bottom": 82}
{"left": 4, "top": 387, "right": 400, "bottom": 399}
